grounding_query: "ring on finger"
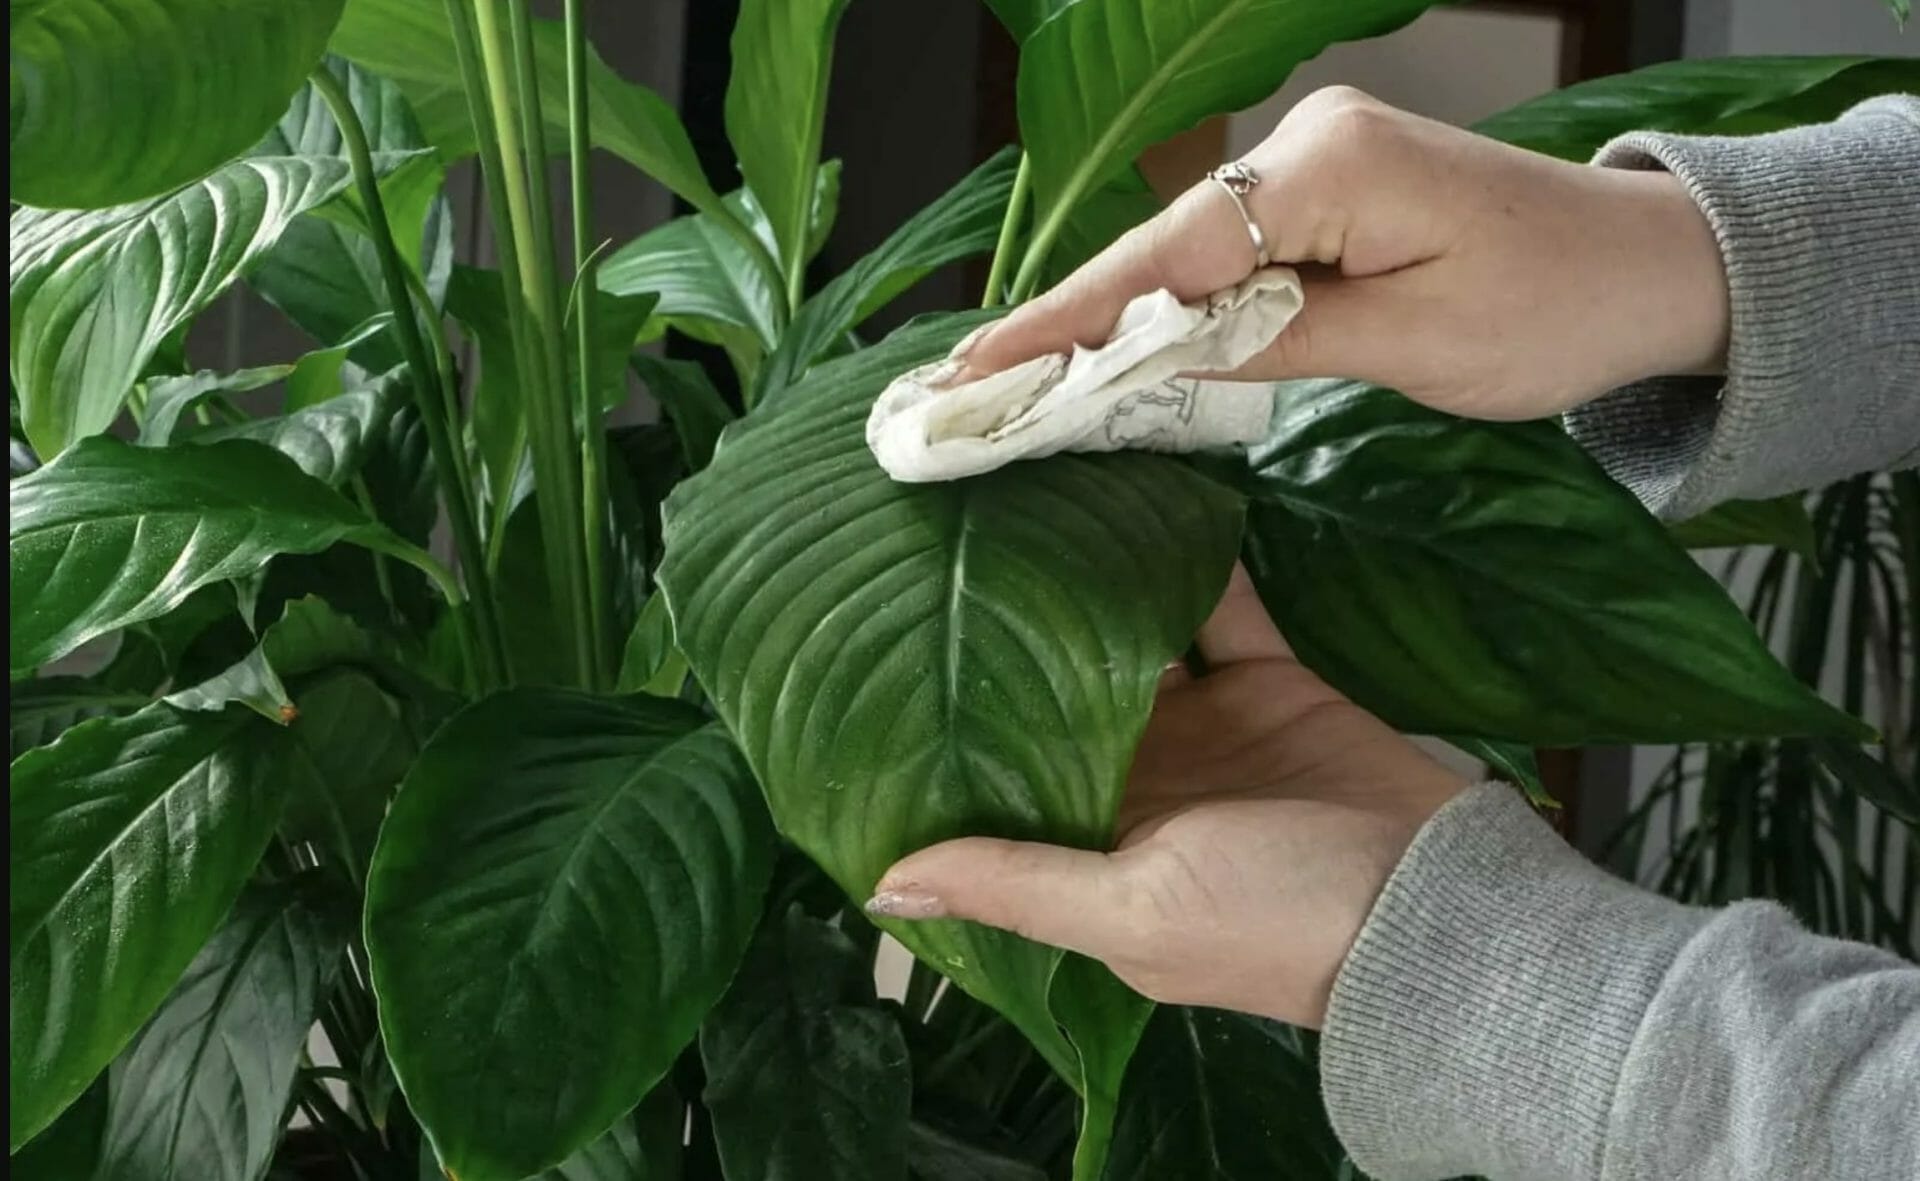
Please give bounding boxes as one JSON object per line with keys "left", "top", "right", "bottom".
{"left": 1206, "top": 161, "right": 1272, "bottom": 268}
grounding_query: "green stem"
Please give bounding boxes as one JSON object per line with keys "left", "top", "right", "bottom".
{"left": 1008, "top": 177, "right": 1076, "bottom": 304}
{"left": 981, "top": 153, "right": 1032, "bottom": 309}
{"left": 564, "top": 0, "right": 612, "bottom": 689}
{"left": 476, "top": 0, "right": 596, "bottom": 688}
{"left": 310, "top": 67, "right": 505, "bottom": 690}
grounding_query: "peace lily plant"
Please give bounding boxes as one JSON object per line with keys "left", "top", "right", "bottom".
{"left": 9, "top": 0, "right": 1917, "bottom": 1178}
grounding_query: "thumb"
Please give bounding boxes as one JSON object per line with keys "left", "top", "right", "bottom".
{"left": 867, "top": 837, "right": 1134, "bottom": 962}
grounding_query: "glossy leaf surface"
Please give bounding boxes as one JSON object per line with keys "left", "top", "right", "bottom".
{"left": 1240, "top": 381, "right": 1868, "bottom": 745}
{"left": 10, "top": 0, "right": 345, "bottom": 208}
{"left": 9, "top": 704, "right": 292, "bottom": 1148}
{"left": 1476, "top": 56, "right": 1920, "bottom": 160}
{"left": 726, "top": 0, "right": 851, "bottom": 287}
{"left": 1016, "top": 0, "right": 1437, "bottom": 262}
{"left": 658, "top": 313, "right": 1242, "bottom": 1153}
{"left": 9, "top": 157, "right": 355, "bottom": 456}
{"left": 94, "top": 882, "right": 344, "bottom": 1181}
{"left": 701, "top": 907, "right": 911, "bottom": 1181}
{"left": 9, "top": 437, "right": 405, "bottom": 673}
{"left": 367, "top": 691, "right": 772, "bottom": 1181}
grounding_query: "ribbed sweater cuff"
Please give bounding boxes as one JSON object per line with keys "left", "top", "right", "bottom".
{"left": 1563, "top": 96, "right": 1920, "bottom": 518}
{"left": 1319, "top": 783, "right": 1711, "bottom": 1181}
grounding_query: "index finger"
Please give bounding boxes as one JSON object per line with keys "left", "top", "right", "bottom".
{"left": 957, "top": 177, "right": 1264, "bottom": 383}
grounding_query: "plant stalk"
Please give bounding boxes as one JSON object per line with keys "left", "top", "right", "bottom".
{"left": 565, "top": 0, "right": 614, "bottom": 688}
{"left": 309, "top": 67, "right": 506, "bottom": 689}
{"left": 981, "top": 153, "right": 1032, "bottom": 308}
{"left": 468, "top": 0, "right": 597, "bottom": 687}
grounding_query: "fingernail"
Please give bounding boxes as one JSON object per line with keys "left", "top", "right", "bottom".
{"left": 864, "top": 887, "right": 946, "bottom": 920}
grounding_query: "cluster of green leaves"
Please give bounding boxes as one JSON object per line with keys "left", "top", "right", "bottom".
{"left": 9, "top": 0, "right": 1916, "bottom": 1179}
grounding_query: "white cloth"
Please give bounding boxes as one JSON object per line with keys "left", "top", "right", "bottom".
{"left": 866, "top": 267, "right": 1305, "bottom": 482}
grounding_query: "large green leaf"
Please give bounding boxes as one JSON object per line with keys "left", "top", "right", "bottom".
{"left": 94, "top": 880, "right": 345, "bottom": 1181}
{"left": 9, "top": 436, "right": 418, "bottom": 673}
{"left": 1239, "top": 380, "right": 1868, "bottom": 745}
{"left": 366, "top": 691, "right": 773, "bottom": 1181}
{"left": 701, "top": 907, "right": 911, "bottom": 1181}
{"left": 760, "top": 148, "right": 1020, "bottom": 396}
{"left": 725, "top": 0, "right": 851, "bottom": 291}
{"left": 8, "top": 703, "right": 294, "bottom": 1148}
{"left": 1668, "top": 495, "right": 1820, "bottom": 562}
{"left": 9, "top": 157, "right": 355, "bottom": 456}
{"left": 250, "top": 58, "right": 454, "bottom": 369}
{"left": 9, "top": 0, "right": 346, "bottom": 208}
{"left": 1015, "top": 0, "right": 1438, "bottom": 272}
{"left": 657, "top": 312, "right": 1243, "bottom": 1171}
{"left": 1476, "top": 56, "right": 1920, "bottom": 160}
{"left": 1103, "top": 1009, "right": 1345, "bottom": 1180}
{"left": 329, "top": 0, "right": 724, "bottom": 218}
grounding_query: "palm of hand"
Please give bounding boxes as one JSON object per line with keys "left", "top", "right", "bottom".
{"left": 1097, "top": 615, "right": 1465, "bottom": 1027}
{"left": 873, "top": 569, "right": 1466, "bottom": 1029}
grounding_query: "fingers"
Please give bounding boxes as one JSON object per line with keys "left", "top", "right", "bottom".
{"left": 1194, "top": 564, "right": 1292, "bottom": 666}
{"left": 867, "top": 837, "right": 1137, "bottom": 962}
{"left": 957, "top": 179, "right": 1270, "bottom": 383}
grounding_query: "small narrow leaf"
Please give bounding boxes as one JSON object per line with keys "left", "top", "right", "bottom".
{"left": 367, "top": 691, "right": 773, "bottom": 1181}
{"left": 760, "top": 148, "right": 1020, "bottom": 396}
{"left": 9, "top": 704, "right": 295, "bottom": 1148}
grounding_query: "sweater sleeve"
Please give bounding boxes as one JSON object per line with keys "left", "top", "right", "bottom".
{"left": 1562, "top": 95, "right": 1920, "bottom": 519}
{"left": 1317, "top": 783, "right": 1920, "bottom": 1181}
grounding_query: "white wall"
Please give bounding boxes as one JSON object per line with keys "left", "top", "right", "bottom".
{"left": 1686, "top": 0, "right": 1914, "bottom": 56}
{"left": 1226, "top": 6, "right": 1563, "bottom": 156}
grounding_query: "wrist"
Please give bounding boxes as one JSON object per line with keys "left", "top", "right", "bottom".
{"left": 1584, "top": 168, "right": 1731, "bottom": 399}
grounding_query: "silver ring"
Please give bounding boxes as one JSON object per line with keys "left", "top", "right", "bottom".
{"left": 1207, "top": 161, "right": 1271, "bottom": 268}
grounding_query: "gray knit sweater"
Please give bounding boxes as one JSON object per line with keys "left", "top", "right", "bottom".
{"left": 1320, "top": 97, "right": 1920, "bottom": 1181}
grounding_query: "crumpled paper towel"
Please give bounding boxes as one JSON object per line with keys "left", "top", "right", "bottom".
{"left": 866, "top": 267, "right": 1303, "bottom": 482}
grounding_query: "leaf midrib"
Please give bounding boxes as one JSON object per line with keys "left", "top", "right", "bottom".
{"left": 159, "top": 904, "right": 290, "bottom": 1172}
{"left": 1033, "top": 0, "right": 1248, "bottom": 228}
